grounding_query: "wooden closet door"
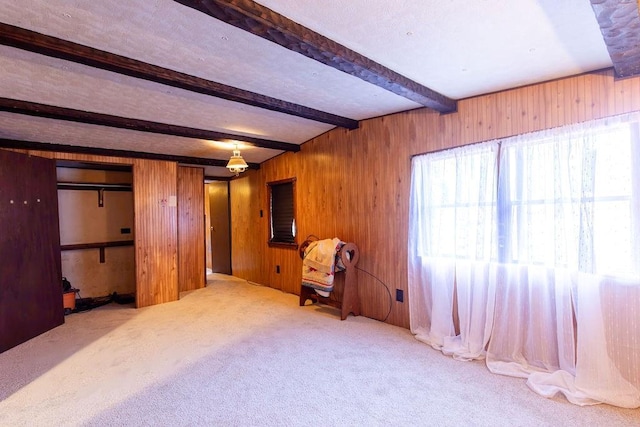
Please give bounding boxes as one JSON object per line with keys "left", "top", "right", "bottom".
{"left": 0, "top": 150, "right": 63, "bottom": 353}
{"left": 178, "top": 166, "right": 205, "bottom": 292}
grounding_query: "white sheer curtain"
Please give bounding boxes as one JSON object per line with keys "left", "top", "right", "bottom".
{"left": 408, "top": 113, "right": 640, "bottom": 408}
{"left": 522, "top": 117, "right": 640, "bottom": 407}
{"left": 486, "top": 123, "right": 602, "bottom": 378}
{"left": 408, "top": 142, "right": 499, "bottom": 361}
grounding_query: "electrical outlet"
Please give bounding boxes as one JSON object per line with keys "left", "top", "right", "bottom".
{"left": 276, "top": 265, "right": 280, "bottom": 274}
{"left": 396, "top": 289, "right": 404, "bottom": 302}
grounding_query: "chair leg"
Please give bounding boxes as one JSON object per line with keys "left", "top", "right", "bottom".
{"left": 340, "top": 268, "right": 360, "bottom": 320}
{"left": 299, "top": 286, "right": 316, "bottom": 306}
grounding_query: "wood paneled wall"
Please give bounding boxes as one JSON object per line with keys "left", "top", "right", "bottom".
{"left": 230, "top": 69, "right": 640, "bottom": 328}
{"left": 230, "top": 171, "right": 263, "bottom": 283}
{"left": 3, "top": 150, "right": 179, "bottom": 308}
{"left": 178, "top": 166, "right": 205, "bottom": 292}
{"left": 132, "top": 159, "right": 178, "bottom": 307}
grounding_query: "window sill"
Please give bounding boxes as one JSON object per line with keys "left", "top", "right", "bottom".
{"left": 268, "top": 241, "right": 299, "bottom": 250}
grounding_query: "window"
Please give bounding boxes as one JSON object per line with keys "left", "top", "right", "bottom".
{"left": 495, "top": 123, "right": 639, "bottom": 276}
{"left": 411, "top": 118, "right": 640, "bottom": 277}
{"left": 411, "top": 142, "right": 499, "bottom": 261}
{"left": 267, "top": 178, "right": 297, "bottom": 247}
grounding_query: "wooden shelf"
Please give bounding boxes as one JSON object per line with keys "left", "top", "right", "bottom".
{"left": 60, "top": 240, "right": 134, "bottom": 251}
{"left": 60, "top": 240, "right": 134, "bottom": 263}
{"left": 57, "top": 182, "right": 132, "bottom": 191}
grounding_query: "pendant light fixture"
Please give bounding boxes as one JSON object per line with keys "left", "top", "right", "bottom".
{"left": 226, "top": 143, "right": 248, "bottom": 175}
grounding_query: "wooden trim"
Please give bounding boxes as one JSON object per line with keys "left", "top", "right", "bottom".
{"left": 204, "top": 175, "right": 233, "bottom": 182}
{"left": 267, "top": 241, "right": 299, "bottom": 250}
{"left": 0, "top": 23, "right": 358, "bottom": 129}
{"left": 56, "top": 160, "right": 132, "bottom": 172}
{"left": 174, "top": 0, "right": 456, "bottom": 113}
{"left": 0, "top": 97, "right": 300, "bottom": 152}
{"left": 266, "top": 177, "right": 297, "bottom": 186}
{"left": 0, "top": 138, "right": 261, "bottom": 169}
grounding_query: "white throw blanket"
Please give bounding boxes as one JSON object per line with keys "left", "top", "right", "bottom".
{"left": 301, "top": 238, "right": 342, "bottom": 295}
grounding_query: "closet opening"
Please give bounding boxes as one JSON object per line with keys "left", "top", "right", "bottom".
{"left": 56, "top": 160, "right": 135, "bottom": 313}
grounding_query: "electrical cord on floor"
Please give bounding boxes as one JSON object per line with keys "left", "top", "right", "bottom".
{"left": 355, "top": 266, "right": 394, "bottom": 323}
{"left": 246, "top": 280, "right": 267, "bottom": 287}
{"left": 72, "top": 291, "right": 134, "bottom": 314}
{"left": 74, "top": 289, "right": 93, "bottom": 313}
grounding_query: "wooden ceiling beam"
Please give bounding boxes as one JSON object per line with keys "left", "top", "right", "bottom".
{"left": 0, "top": 22, "right": 358, "bottom": 129}
{"left": 0, "top": 138, "right": 261, "bottom": 170}
{"left": 589, "top": 0, "right": 640, "bottom": 78}
{"left": 0, "top": 97, "right": 300, "bottom": 152}
{"left": 205, "top": 175, "right": 233, "bottom": 182}
{"left": 174, "top": 0, "right": 457, "bottom": 113}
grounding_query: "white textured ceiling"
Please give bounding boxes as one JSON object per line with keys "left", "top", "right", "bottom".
{"left": 260, "top": 0, "right": 612, "bottom": 99}
{"left": 0, "top": 0, "right": 614, "bottom": 177}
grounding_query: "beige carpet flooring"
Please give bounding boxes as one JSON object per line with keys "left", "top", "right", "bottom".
{"left": 1, "top": 274, "right": 638, "bottom": 426}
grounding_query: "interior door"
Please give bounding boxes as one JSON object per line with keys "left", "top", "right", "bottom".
{"left": 0, "top": 150, "right": 64, "bottom": 353}
{"left": 208, "top": 181, "right": 231, "bottom": 274}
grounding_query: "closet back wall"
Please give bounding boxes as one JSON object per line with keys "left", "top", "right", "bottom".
{"left": 57, "top": 167, "right": 135, "bottom": 298}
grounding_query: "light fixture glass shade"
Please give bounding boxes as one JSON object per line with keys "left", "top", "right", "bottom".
{"left": 226, "top": 148, "right": 248, "bottom": 174}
